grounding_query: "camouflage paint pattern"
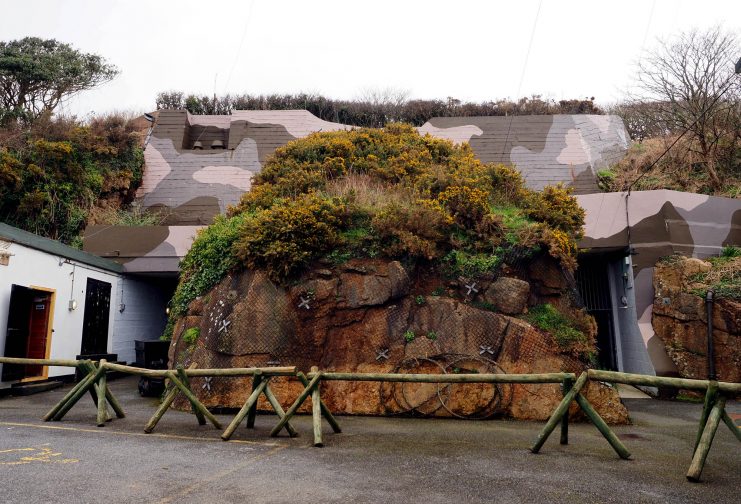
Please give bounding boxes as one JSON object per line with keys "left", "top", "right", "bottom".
{"left": 577, "top": 190, "right": 741, "bottom": 375}
{"left": 83, "top": 225, "right": 203, "bottom": 273}
{"left": 136, "top": 110, "right": 352, "bottom": 224}
{"left": 419, "top": 114, "right": 629, "bottom": 194}
{"left": 137, "top": 111, "right": 629, "bottom": 226}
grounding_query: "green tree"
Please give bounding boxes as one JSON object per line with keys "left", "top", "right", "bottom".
{"left": 0, "top": 37, "right": 118, "bottom": 123}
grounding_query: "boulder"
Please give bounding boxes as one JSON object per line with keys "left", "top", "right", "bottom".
{"left": 336, "top": 259, "right": 410, "bottom": 308}
{"left": 482, "top": 277, "right": 530, "bottom": 314}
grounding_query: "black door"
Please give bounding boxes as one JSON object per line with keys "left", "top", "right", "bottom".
{"left": 2, "top": 285, "right": 34, "bottom": 381}
{"left": 575, "top": 254, "right": 618, "bottom": 370}
{"left": 80, "top": 279, "right": 112, "bottom": 355}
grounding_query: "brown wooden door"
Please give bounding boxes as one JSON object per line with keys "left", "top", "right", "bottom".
{"left": 2, "top": 285, "right": 33, "bottom": 381}
{"left": 25, "top": 293, "right": 51, "bottom": 377}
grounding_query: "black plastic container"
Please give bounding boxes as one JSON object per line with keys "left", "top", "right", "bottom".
{"left": 134, "top": 340, "right": 170, "bottom": 397}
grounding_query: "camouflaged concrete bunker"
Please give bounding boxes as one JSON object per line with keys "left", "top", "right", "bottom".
{"left": 82, "top": 109, "right": 740, "bottom": 380}
{"left": 135, "top": 110, "right": 629, "bottom": 225}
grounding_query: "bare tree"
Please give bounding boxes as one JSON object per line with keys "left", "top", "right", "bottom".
{"left": 631, "top": 27, "right": 740, "bottom": 188}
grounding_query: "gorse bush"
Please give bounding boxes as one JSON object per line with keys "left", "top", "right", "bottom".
{"left": 166, "top": 124, "right": 586, "bottom": 336}
{"left": 0, "top": 113, "right": 144, "bottom": 243}
{"left": 233, "top": 194, "right": 348, "bottom": 281}
{"left": 214, "top": 124, "right": 583, "bottom": 280}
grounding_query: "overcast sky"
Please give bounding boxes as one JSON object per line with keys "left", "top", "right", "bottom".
{"left": 1, "top": 0, "right": 739, "bottom": 117}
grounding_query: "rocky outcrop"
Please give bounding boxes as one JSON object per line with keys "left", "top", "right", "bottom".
{"left": 652, "top": 257, "right": 740, "bottom": 382}
{"left": 169, "top": 257, "right": 628, "bottom": 423}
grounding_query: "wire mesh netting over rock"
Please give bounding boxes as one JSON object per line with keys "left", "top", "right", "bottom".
{"left": 168, "top": 250, "right": 620, "bottom": 421}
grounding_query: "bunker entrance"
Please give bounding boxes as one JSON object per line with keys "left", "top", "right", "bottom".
{"left": 575, "top": 251, "right": 626, "bottom": 371}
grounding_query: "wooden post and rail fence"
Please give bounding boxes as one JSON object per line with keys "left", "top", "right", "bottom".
{"left": 0, "top": 356, "right": 738, "bottom": 483}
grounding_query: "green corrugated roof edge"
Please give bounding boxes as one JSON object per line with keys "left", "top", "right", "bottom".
{"left": 0, "top": 222, "right": 124, "bottom": 274}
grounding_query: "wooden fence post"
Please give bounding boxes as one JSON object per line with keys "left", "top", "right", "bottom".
{"left": 298, "top": 371, "right": 341, "bottom": 434}
{"left": 560, "top": 376, "right": 574, "bottom": 445}
{"left": 694, "top": 381, "right": 719, "bottom": 453}
{"left": 246, "top": 374, "right": 263, "bottom": 429}
{"left": 177, "top": 365, "right": 206, "bottom": 426}
{"left": 575, "top": 393, "right": 631, "bottom": 459}
{"left": 221, "top": 375, "right": 268, "bottom": 441}
{"left": 96, "top": 359, "right": 108, "bottom": 427}
{"left": 43, "top": 364, "right": 95, "bottom": 421}
{"left": 531, "top": 372, "right": 588, "bottom": 453}
{"left": 687, "top": 396, "right": 726, "bottom": 482}
{"left": 269, "top": 373, "right": 322, "bottom": 437}
{"left": 311, "top": 367, "right": 323, "bottom": 447}
{"left": 52, "top": 364, "right": 107, "bottom": 421}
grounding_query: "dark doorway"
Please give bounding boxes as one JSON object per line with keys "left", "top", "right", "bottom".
{"left": 575, "top": 254, "right": 618, "bottom": 370}
{"left": 80, "top": 278, "right": 112, "bottom": 355}
{"left": 2, "top": 285, "right": 54, "bottom": 381}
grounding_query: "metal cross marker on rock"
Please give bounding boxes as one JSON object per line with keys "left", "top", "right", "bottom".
{"left": 298, "top": 297, "right": 311, "bottom": 310}
{"left": 218, "top": 319, "right": 231, "bottom": 333}
{"left": 202, "top": 376, "right": 212, "bottom": 392}
{"left": 465, "top": 282, "right": 479, "bottom": 296}
{"left": 479, "top": 345, "right": 494, "bottom": 356}
{"left": 376, "top": 348, "right": 390, "bottom": 361}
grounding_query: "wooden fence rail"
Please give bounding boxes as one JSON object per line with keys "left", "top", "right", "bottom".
{"left": 0, "top": 357, "right": 737, "bottom": 483}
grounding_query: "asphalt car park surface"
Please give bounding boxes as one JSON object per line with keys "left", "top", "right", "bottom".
{"left": 0, "top": 377, "right": 738, "bottom": 504}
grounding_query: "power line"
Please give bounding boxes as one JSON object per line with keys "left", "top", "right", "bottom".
{"left": 224, "top": 0, "right": 257, "bottom": 95}
{"left": 502, "top": 0, "right": 543, "bottom": 158}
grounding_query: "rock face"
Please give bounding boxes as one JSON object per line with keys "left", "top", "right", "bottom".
{"left": 652, "top": 257, "right": 740, "bottom": 382}
{"left": 169, "top": 257, "right": 628, "bottom": 423}
{"left": 483, "top": 277, "right": 530, "bottom": 315}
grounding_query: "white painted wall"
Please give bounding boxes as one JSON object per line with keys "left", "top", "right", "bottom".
{"left": 0, "top": 241, "right": 121, "bottom": 383}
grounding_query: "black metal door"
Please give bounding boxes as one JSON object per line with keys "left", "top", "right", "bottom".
{"left": 2, "top": 285, "right": 34, "bottom": 381}
{"left": 575, "top": 255, "right": 618, "bottom": 370}
{"left": 80, "top": 279, "right": 112, "bottom": 355}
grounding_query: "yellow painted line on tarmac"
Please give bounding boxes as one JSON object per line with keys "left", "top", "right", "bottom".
{"left": 0, "top": 445, "right": 78, "bottom": 465}
{"left": 157, "top": 445, "right": 287, "bottom": 504}
{"left": 0, "top": 421, "right": 282, "bottom": 447}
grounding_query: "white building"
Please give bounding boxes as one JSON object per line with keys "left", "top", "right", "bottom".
{"left": 0, "top": 223, "right": 170, "bottom": 388}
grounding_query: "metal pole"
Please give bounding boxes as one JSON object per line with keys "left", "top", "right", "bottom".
{"left": 705, "top": 289, "right": 716, "bottom": 381}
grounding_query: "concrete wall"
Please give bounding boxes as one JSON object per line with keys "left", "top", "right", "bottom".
{"left": 0, "top": 241, "right": 121, "bottom": 383}
{"left": 111, "top": 276, "right": 173, "bottom": 363}
{"left": 607, "top": 256, "right": 656, "bottom": 378}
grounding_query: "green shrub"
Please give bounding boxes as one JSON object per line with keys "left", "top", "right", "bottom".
{"left": 596, "top": 168, "right": 616, "bottom": 191}
{"left": 720, "top": 245, "right": 741, "bottom": 258}
{"left": 0, "top": 114, "right": 144, "bottom": 243}
{"left": 689, "top": 253, "right": 740, "bottom": 300}
{"left": 526, "top": 184, "right": 585, "bottom": 238}
{"left": 233, "top": 194, "right": 347, "bottom": 282}
{"left": 444, "top": 250, "right": 500, "bottom": 278}
{"left": 170, "top": 213, "right": 248, "bottom": 318}
{"left": 183, "top": 327, "right": 200, "bottom": 346}
{"left": 524, "top": 303, "right": 590, "bottom": 351}
{"left": 404, "top": 330, "right": 416, "bottom": 343}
